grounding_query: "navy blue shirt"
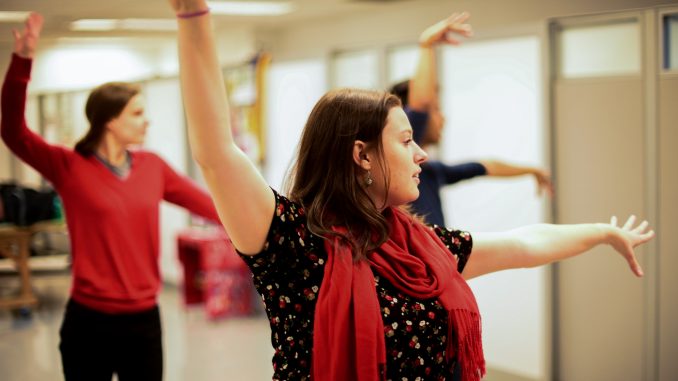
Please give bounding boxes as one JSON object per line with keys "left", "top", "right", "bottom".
{"left": 405, "top": 108, "right": 487, "bottom": 227}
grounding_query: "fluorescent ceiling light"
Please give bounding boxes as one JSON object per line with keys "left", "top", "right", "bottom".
{"left": 57, "top": 37, "right": 130, "bottom": 43}
{"left": 118, "top": 19, "right": 177, "bottom": 31}
{"left": 207, "top": 1, "right": 293, "bottom": 16}
{"left": 70, "top": 19, "right": 177, "bottom": 32}
{"left": 70, "top": 19, "right": 117, "bottom": 31}
{"left": 0, "top": 11, "right": 32, "bottom": 23}
{"left": 69, "top": 1, "right": 293, "bottom": 32}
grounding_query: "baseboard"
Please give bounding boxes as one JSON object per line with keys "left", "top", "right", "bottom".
{"left": 484, "top": 367, "right": 540, "bottom": 381}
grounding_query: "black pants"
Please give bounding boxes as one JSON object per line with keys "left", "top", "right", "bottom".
{"left": 59, "top": 299, "right": 163, "bottom": 381}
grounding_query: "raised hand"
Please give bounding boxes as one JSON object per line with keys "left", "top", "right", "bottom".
{"left": 607, "top": 215, "right": 655, "bottom": 277}
{"left": 13, "top": 12, "right": 43, "bottom": 59}
{"left": 419, "top": 11, "right": 473, "bottom": 48}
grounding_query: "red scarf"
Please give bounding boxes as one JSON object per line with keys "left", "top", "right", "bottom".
{"left": 312, "top": 207, "right": 485, "bottom": 381}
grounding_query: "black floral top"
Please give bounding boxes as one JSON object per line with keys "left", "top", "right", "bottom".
{"left": 239, "top": 190, "right": 473, "bottom": 381}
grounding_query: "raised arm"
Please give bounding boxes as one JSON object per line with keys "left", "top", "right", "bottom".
{"left": 1, "top": 13, "right": 69, "bottom": 186}
{"left": 409, "top": 12, "right": 472, "bottom": 112}
{"left": 462, "top": 215, "right": 655, "bottom": 280}
{"left": 479, "top": 159, "right": 555, "bottom": 197}
{"left": 169, "top": 0, "right": 274, "bottom": 254}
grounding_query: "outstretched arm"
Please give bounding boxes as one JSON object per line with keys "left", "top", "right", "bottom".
{"left": 479, "top": 159, "right": 555, "bottom": 197}
{"left": 409, "top": 12, "right": 472, "bottom": 112}
{"left": 463, "top": 216, "right": 655, "bottom": 280}
{"left": 169, "top": 0, "right": 274, "bottom": 254}
{"left": 160, "top": 156, "right": 221, "bottom": 223}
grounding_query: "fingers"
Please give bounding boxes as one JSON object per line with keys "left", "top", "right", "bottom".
{"left": 622, "top": 215, "right": 637, "bottom": 230}
{"left": 27, "top": 12, "right": 44, "bottom": 35}
{"left": 632, "top": 220, "right": 649, "bottom": 234}
{"left": 637, "top": 229, "right": 655, "bottom": 245}
{"left": 535, "top": 173, "right": 555, "bottom": 197}
{"left": 443, "top": 36, "right": 463, "bottom": 45}
{"left": 421, "top": 11, "right": 472, "bottom": 47}
{"left": 448, "top": 12, "right": 471, "bottom": 28}
{"left": 627, "top": 253, "right": 644, "bottom": 277}
{"left": 616, "top": 238, "right": 644, "bottom": 277}
{"left": 610, "top": 216, "right": 618, "bottom": 227}
{"left": 446, "top": 11, "right": 473, "bottom": 36}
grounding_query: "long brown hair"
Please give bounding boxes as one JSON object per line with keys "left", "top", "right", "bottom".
{"left": 74, "top": 82, "right": 140, "bottom": 156}
{"left": 286, "top": 88, "right": 401, "bottom": 260}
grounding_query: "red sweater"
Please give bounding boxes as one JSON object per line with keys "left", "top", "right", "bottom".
{"left": 1, "top": 54, "right": 221, "bottom": 313}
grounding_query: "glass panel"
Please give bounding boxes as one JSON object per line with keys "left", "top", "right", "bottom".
{"left": 664, "top": 14, "right": 678, "bottom": 70}
{"left": 265, "top": 59, "right": 327, "bottom": 189}
{"left": 558, "top": 21, "right": 640, "bottom": 78}
{"left": 386, "top": 44, "right": 418, "bottom": 86}
{"left": 440, "top": 36, "right": 546, "bottom": 380}
{"left": 332, "top": 49, "right": 379, "bottom": 89}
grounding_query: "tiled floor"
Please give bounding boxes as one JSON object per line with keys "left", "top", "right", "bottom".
{"left": 0, "top": 271, "right": 274, "bottom": 381}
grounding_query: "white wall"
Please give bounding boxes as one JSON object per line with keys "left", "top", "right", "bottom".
{"left": 264, "top": 59, "right": 327, "bottom": 190}
{"left": 142, "top": 78, "right": 190, "bottom": 285}
{"left": 332, "top": 50, "right": 379, "bottom": 89}
{"left": 440, "top": 36, "right": 547, "bottom": 380}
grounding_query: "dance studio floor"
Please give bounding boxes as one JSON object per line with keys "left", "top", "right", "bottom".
{"left": 0, "top": 270, "right": 522, "bottom": 381}
{"left": 0, "top": 271, "right": 274, "bottom": 381}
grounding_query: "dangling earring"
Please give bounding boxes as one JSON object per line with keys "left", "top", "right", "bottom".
{"left": 365, "top": 171, "right": 374, "bottom": 187}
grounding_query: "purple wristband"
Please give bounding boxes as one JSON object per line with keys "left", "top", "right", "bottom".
{"left": 176, "top": 8, "right": 210, "bottom": 19}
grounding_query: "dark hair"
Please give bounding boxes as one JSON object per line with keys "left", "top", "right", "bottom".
{"left": 389, "top": 79, "right": 410, "bottom": 107}
{"left": 74, "top": 82, "right": 141, "bottom": 156}
{"left": 286, "top": 88, "right": 402, "bottom": 261}
{"left": 390, "top": 79, "right": 430, "bottom": 145}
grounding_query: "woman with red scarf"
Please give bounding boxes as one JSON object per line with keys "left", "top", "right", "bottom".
{"left": 168, "top": 1, "right": 654, "bottom": 380}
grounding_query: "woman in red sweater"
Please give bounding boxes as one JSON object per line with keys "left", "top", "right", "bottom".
{"left": 1, "top": 13, "right": 220, "bottom": 381}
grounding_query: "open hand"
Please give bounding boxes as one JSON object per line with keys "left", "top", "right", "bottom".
{"left": 419, "top": 11, "right": 473, "bottom": 48}
{"left": 607, "top": 215, "right": 655, "bottom": 277}
{"left": 13, "top": 12, "right": 43, "bottom": 59}
{"left": 533, "top": 169, "right": 555, "bottom": 197}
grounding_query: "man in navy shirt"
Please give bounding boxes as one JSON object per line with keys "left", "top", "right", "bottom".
{"left": 393, "top": 12, "right": 553, "bottom": 227}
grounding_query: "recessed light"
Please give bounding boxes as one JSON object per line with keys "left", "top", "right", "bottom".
{"left": 0, "top": 11, "right": 32, "bottom": 23}
{"left": 70, "top": 19, "right": 117, "bottom": 31}
{"left": 70, "top": 19, "right": 177, "bottom": 32}
{"left": 206, "top": 1, "right": 293, "bottom": 16}
{"left": 118, "top": 19, "right": 177, "bottom": 31}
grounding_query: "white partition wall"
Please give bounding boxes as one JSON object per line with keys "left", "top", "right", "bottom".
{"left": 15, "top": 96, "right": 42, "bottom": 186}
{"left": 386, "top": 45, "right": 419, "bottom": 86}
{"left": 265, "top": 59, "right": 327, "bottom": 190}
{"left": 67, "top": 91, "right": 89, "bottom": 139}
{"left": 143, "top": 78, "right": 191, "bottom": 284}
{"left": 331, "top": 50, "right": 379, "bottom": 90}
{"left": 440, "top": 36, "right": 548, "bottom": 380}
